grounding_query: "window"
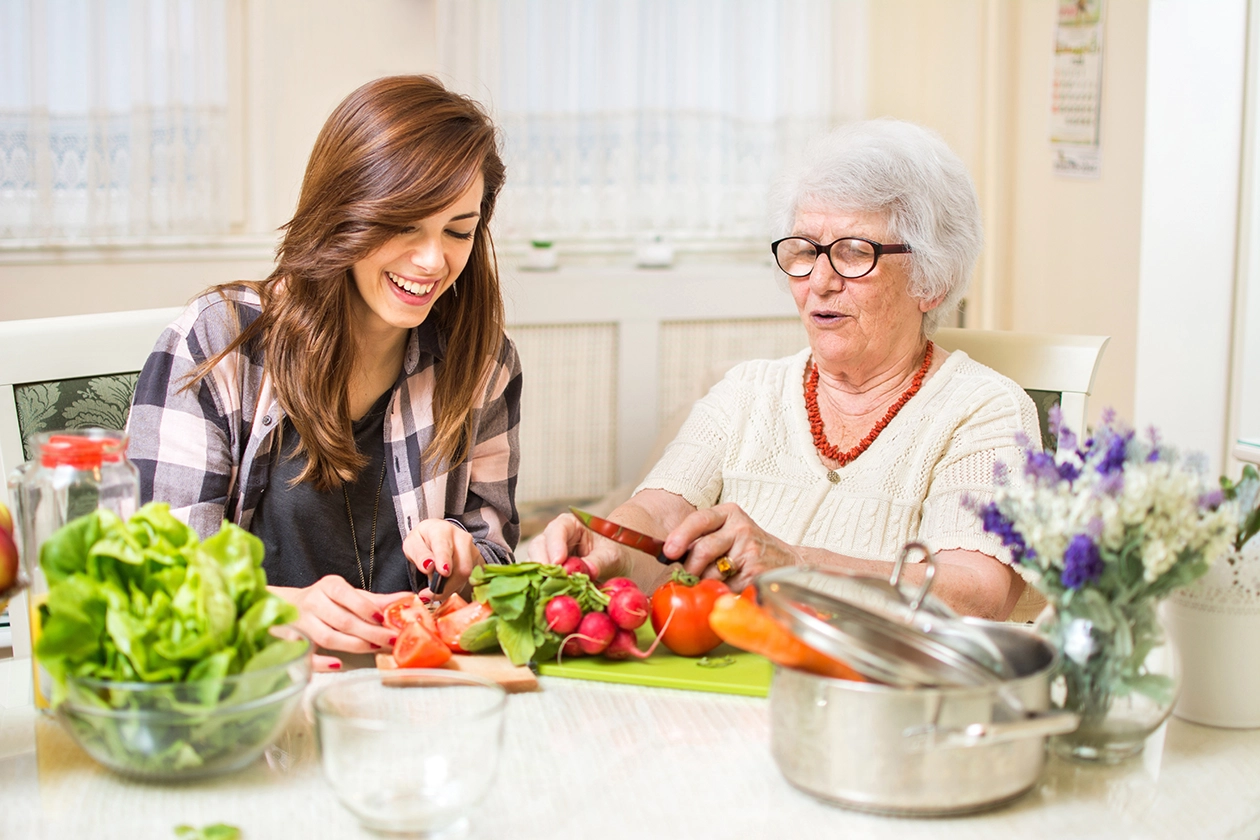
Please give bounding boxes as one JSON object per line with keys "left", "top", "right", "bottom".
{"left": 0, "top": 0, "right": 229, "bottom": 241}
{"left": 438, "top": 0, "right": 864, "bottom": 248}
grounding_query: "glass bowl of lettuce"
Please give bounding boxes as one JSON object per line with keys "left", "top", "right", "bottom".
{"left": 34, "top": 503, "right": 312, "bottom": 780}
{"left": 56, "top": 624, "right": 311, "bottom": 779}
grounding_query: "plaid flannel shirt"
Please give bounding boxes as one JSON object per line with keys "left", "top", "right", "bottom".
{"left": 127, "top": 288, "right": 521, "bottom": 566}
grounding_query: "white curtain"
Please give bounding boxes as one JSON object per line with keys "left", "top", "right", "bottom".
{"left": 0, "top": 0, "right": 229, "bottom": 240}
{"left": 438, "top": 0, "right": 866, "bottom": 245}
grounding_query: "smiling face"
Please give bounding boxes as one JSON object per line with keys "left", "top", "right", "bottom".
{"left": 349, "top": 173, "right": 485, "bottom": 339}
{"left": 788, "top": 204, "right": 937, "bottom": 380}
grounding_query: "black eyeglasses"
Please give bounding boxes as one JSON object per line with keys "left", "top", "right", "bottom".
{"left": 770, "top": 236, "right": 912, "bottom": 279}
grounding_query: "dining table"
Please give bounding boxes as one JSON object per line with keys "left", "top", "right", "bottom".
{"left": 2, "top": 654, "right": 1259, "bottom": 840}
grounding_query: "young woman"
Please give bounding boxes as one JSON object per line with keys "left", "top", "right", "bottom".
{"left": 127, "top": 76, "right": 521, "bottom": 669}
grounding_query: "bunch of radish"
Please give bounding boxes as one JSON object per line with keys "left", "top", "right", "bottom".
{"left": 547, "top": 557, "right": 660, "bottom": 661}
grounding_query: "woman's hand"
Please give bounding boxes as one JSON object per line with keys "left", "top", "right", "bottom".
{"left": 526, "top": 511, "right": 636, "bottom": 582}
{"left": 667, "top": 503, "right": 801, "bottom": 590}
{"left": 270, "top": 576, "right": 407, "bottom": 671}
{"left": 404, "top": 518, "right": 481, "bottom": 600}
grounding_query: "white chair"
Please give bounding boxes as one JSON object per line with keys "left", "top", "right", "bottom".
{"left": 0, "top": 306, "right": 182, "bottom": 656}
{"left": 934, "top": 327, "right": 1110, "bottom": 621}
{"left": 933, "top": 327, "right": 1110, "bottom": 449}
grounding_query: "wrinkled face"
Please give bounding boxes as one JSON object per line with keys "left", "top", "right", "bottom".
{"left": 787, "top": 203, "right": 936, "bottom": 376}
{"left": 350, "top": 173, "right": 485, "bottom": 336}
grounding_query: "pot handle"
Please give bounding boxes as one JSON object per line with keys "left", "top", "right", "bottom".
{"left": 901, "top": 711, "right": 1081, "bottom": 752}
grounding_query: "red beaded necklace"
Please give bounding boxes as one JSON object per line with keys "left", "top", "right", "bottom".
{"left": 806, "top": 342, "right": 934, "bottom": 468}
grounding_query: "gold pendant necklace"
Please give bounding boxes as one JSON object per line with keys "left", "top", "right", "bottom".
{"left": 342, "top": 455, "right": 387, "bottom": 591}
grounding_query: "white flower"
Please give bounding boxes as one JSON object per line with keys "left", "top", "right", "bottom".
{"left": 982, "top": 418, "right": 1239, "bottom": 604}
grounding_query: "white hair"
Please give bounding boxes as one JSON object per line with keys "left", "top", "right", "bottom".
{"left": 769, "top": 119, "right": 983, "bottom": 334}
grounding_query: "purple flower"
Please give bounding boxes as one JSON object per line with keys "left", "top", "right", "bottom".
{"left": 1096, "top": 430, "right": 1132, "bottom": 476}
{"left": 1199, "top": 488, "right": 1225, "bottom": 510}
{"left": 1061, "top": 534, "right": 1104, "bottom": 589}
{"left": 1023, "top": 450, "right": 1078, "bottom": 485}
{"left": 1146, "top": 426, "right": 1162, "bottom": 462}
{"left": 1098, "top": 470, "right": 1125, "bottom": 496}
{"left": 979, "top": 502, "right": 1030, "bottom": 564}
{"left": 1025, "top": 451, "right": 1061, "bottom": 483}
{"left": 1046, "top": 405, "right": 1079, "bottom": 453}
{"left": 993, "top": 461, "right": 1010, "bottom": 484}
{"left": 1056, "top": 460, "right": 1081, "bottom": 483}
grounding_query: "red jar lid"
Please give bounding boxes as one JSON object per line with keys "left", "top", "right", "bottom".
{"left": 40, "top": 434, "right": 124, "bottom": 469}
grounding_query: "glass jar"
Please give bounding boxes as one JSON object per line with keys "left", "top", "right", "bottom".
{"left": 7, "top": 429, "right": 139, "bottom": 709}
{"left": 1038, "top": 597, "right": 1179, "bottom": 763}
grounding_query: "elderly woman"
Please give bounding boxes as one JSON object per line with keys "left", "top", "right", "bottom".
{"left": 530, "top": 119, "right": 1040, "bottom": 619}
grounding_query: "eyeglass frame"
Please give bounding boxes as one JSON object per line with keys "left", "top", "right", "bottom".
{"left": 769, "top": 236, "right": 912, "bottom": 279}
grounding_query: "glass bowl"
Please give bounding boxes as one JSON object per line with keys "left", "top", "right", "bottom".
{"left": 314, "top": 669, "right": 506, "bottom": 837}
{"left": 54, "top": 625, "right": 311, "bottom": 780}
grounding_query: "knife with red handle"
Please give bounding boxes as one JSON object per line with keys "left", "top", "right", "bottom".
{"left": 569, "top": 506, "right": 669, "bottom": 563}
{"left": 568, "top": 506, "right": 734, "bottom": 577}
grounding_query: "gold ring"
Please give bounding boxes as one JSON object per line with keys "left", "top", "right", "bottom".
{"left": 715, "top": 556, "right": 735, "bottom": 579}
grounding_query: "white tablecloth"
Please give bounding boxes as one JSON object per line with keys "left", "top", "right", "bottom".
{"left": 3, "top": 657, "right": 1260, "bottom": 840}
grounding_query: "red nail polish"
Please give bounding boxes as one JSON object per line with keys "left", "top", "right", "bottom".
{"left": 370, "top": 643, "right": 381, "bottom": 650}
{"left": 388, "top": 636, "right": 397, "bottom": 646}
{"left": 328, "top": 662, "right": 342, "bottom": 670}
{"left": 442, "top": 563, "right": 450, "bottom": 574}
{"left": 419, "top": 595, "right": 431, "bottom": 603}
{"left": 371, "top": 612, "right": 384, "bottom": 623}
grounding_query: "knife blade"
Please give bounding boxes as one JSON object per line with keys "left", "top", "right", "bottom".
{"left": 569, "top": 506, "right": 670, "bottom": 565}
{"left": 568, "top": 506, "right": 736, "bottom": 578}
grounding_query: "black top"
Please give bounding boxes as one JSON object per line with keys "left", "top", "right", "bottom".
{"left": 252, "top": 389, "right": 414, "bottom": 594}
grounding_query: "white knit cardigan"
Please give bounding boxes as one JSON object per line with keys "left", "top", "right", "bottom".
{"left": 636, "top": 347, "right": 1041, "bottom": 564}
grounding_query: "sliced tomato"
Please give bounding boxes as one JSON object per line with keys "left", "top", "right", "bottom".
{"left": 382, "top": 599, "right": 412, "bottom": 632}
{"left": 393, "top": 621, "right": 452, "bottom": 668}
{"left": 383, "top": 595, "right": 437, "bottom": 635}
{"left": 433, "top": 593, "right": 469, "bottom": 618}
{"left": 436, "top": 600, "right": 494, "bottom": 652}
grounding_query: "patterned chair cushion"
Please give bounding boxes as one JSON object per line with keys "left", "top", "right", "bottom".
{"left": 1025, "top": 388, "right": 1061, "bottom": 452}
{"left": 14, "top": 373, "right": 140, "bottom": 460}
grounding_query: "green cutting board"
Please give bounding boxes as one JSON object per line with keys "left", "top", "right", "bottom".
{"left": 535, "top": 625, "right": 773, "bottom": 697}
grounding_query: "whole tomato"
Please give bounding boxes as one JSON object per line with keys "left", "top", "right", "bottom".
{"left": 649, "top": 570, "right": 731, "bottom": 656}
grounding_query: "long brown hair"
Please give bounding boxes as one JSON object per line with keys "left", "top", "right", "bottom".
{"left": 198, "top": 75, "right": 507, "bottom": 490}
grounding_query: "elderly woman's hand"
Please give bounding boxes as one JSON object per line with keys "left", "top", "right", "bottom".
{"left": 526, "top": 511, "right": 636, "bottom": 581}
{"left": 668, "top": 503, "right": 801, "bottom": 590}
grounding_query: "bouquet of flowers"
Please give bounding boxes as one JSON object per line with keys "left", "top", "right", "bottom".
{"left": 970, "top": 407, "right": 1238, "bottom": 761}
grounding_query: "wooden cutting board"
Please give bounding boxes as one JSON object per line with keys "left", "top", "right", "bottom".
{"left": 375, "top": 652, "right": 539, "bottom": 693}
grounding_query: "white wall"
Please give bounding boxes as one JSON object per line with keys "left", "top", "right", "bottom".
{"left": 1007, "top": 0, "right": 1148, "bottom": 428}
{"left": 1135, "top": 0, "right": 1248, "bottom": 471}
{"left": 1234, "top": 0, "right": 1260, "bottom": 454}
{"left": 868, "top": 0, "right": 1147, "bottom": 428}
{"left": 6, "top": 0, "right": 1251, "bottom": 473}
{"left": 0, "top": 0, "right": 440, "bottom": 322}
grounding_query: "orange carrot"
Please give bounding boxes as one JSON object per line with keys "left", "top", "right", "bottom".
{"left": 708, "top": 591, "right": 866, "bottom": 682}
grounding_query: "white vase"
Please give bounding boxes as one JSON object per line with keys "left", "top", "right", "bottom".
{"left": 1162, "top": 542, "right": 1260, "bottom": 729}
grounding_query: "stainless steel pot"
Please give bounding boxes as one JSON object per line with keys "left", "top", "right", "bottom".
{"left": 769, "top": 620, "right": 1077, "bottom": 816}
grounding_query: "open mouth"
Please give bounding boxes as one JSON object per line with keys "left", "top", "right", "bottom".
{"left": 387, "top": 271, "right": 438, "bottom": 298}
{"left": 811, "top": 310, "right": 848, "bottom": 324}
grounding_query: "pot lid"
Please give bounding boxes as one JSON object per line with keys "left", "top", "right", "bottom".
{"left": 754, "top": 543, "right": 1015, "bottom": 688}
